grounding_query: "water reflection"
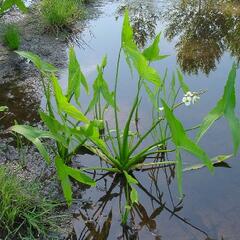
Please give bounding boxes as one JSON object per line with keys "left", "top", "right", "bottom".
{"left": 0, "top": 75, "right": 41, "bottom": 129}
{"left": 164, "top": 0, "right": 240, "bottom": 74}
{"left": 117, "top": 0, "right": 160, "bottom": 48}
{"left": 72, "top": 158, "right": 214, "bottom": 240}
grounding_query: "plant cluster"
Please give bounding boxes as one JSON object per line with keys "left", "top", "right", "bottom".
{"left": 40, "top": 0, "right": 85, "bottom": 31}
{"left": 11, "top": 11, "right": 240, "bottom": 223}
{"left": 2, "top": 24, "right": 21, "bottom": 50}
{"left": 0, "top": 166, "right": 59, "bottom": 239}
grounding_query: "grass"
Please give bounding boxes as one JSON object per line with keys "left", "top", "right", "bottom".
{"left": 0, "top": 166, "right": 59, "bottom": 239}
{"left": 40, "top": 0, "right": 84, "bottom": 30}
{"left": 2, "top": 24, "right": 21, "bottom": 50}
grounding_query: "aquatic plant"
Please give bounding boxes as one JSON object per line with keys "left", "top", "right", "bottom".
{"left": 2, "top": 24, "right": 21, "bottom": 50}
{"left": 11, "top": 11, "right": 239, "bottom": 215}
{"left": 12, "top": 49, "right": 97, "bottom": 205}
{"left": 40, "top": 0, "right": 85, "bottom": 31}
{"left": 0, "top": 166, "right": 59, "bottom": 239}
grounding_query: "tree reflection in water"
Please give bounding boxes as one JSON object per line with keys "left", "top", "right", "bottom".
{"left": 71, "top": 153, "right": 213, "bottom": 240}
{"left": 164, "top": 0, "right": 240, "bottom": 74}
{"left": 117, "top": 0, "right": 160, "bottom": 48}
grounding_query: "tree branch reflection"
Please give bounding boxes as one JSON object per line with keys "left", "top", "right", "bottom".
{"left": 164, "top": 0, "right": 240, "bottom": 74}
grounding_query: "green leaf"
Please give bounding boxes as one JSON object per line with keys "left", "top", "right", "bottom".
{"left": 143, "top": 82, "right": 158, "bottom": 108}
{"left": 87, "top": 56, "right": 115, "bottom": 111}
{"left": 123, "top": 171, "right": 138, "bottom": 184}
{"left": 0, "top": 0, "right": 27, "bottom": 13}
{"left": 101, "top": 78, "right": 115, "bottom": 107}
{"left": 10, "top": 125, "right": 56, "bottom": 164}
{"left": 196, "top": 64, "right": 240, "bottom": 155}
{"left": 51, "top": 74, "right": 89, "bottom": 123}
{"left": 195, "top": 99, "right": 224, "bottom": 143}
{"left": 0, "top": 106, "right": 8, "bottom": 112}
{"left": 222, "top": 65, "right": 240, "bottom": 155}
{"left": 161, "top": 100, "right": 213, "bottom": 172}
{"left": 130, "top": 187, "right": 139, "bottom": 204}
{"left": 121, "top": 10, "right": 137, "bottom": 73}
{"left": 143, "top": 33, "right": 161, "bottom": 61}
{"left": 177, "top": 69, "right": 189, "bottom": 93}
{"left": 39, "top": 111, "right": 69, "bottom": 146}
{"left": 124, "top": 46, "right": 162, "bottom": 86}
{"left": 161, "top": 100, "right": 214, "bottom": 196}
{"left": 121, "top": 10, "right": 137, "bottom": 50}
{"left": 170, "top": 73, "right": 176, "bottom": 99}
{"left": 98, "top": 57, "right": 114, "bottom": 107}
{"left": 16, "top": 51, "right": 57, "bottom": 73}
{"left": 13, "top": 0, "right": 27, "bottom": 11}
{"left": 65, "top": 166, "right": 96, "bottom": 186}
{"left": 142, "top": 33, "right": 168, "bottom": 62}
{"left": 67, "top": 47, "right": 89, "bottom": 104}
{"left": 55, "top": 156, "right": 72, "bottom": 206}
{"left": 55, "top": 156, "right": 95, "bottom": 206}
{"left": 122, "top": 204, "right": 131, "bottom": 224}
{"left": 183, "top": 154, "right": 232, "bottom": 172}
{"left": 176, "top": 149, "right": 183, "bottom": 198}
{"left": 101, "top": 55, "right": 107, "bottom": 68}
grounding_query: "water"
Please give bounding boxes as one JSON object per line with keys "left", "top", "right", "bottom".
{"left": 65, "top": 1, "right": 240, "bottom": 239}
{"left": 2, "top": 0, "right": 240, "bottom": 239}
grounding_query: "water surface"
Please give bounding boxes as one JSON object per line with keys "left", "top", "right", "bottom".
{"left": 64, "top": 1, "right": 240, "bottom": 239}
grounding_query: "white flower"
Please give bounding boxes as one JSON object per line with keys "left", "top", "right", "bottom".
{"left": 158, "top": 107, "right": 164, "bottom": 111}
{"left": 182, "top": 96, "right": 191, "bottom": 106}
{"left": 185, "top": 91, "right": 193, "bottom": 97}
{"left": 192, "top": 95, "right": 200, "bottom": 104}
{"left": 182, "top": 91, "right": 200, "bottom": 106}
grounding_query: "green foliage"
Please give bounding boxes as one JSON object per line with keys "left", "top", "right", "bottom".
{"left": 11, "top": 10, "right": 239, "bottom": 212}
{"left": 87, "top": 55, "right": 115, "bottom": 118}
{"left": 0, "top": 166, "right": 58, "bottom": 239}
{"left": 142, "top": 33, "right": 169, "bottom": 62}
{"left": 2, "top": 24, "right": 21, "bottom": 50}
{"left": 13, "top": 48, "right": 99, "bottom": 205}
{"left": 11, "top": 125, "right": 60, "bottom": 164}
{"left": 16, "top": 51, "right": 58, "bottom": 73}
{"left": 177, "top": 68, "right": 189, "bottom": 93}
{"left": 0, "top": 0, "right": 27, "bottom": 15}
{"left": 183, "top": 154, "right": 232, "bottom": 172}
{"left": 40, "top": 0, "right": 84, "bottom": 30}
{"left": 67, "top": 47, "right": 89, "bottom": 104}
{"left": 55, "top": 156, "right": 95, "bottom": 205}
{"left": 0, "top": 106, "right": 8, "bottom": 112}
{"left": 161, "top": 99, "right": 214, "bottom": 196}
{"left": 196, "top": 64, "right": 240, "bottom": 155}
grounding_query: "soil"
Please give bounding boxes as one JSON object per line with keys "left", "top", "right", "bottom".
{"left": 0, "top": 2, "right": 88, "bottom": 239}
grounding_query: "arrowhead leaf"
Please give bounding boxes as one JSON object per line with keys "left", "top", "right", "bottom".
{"left": 16, "top": 51, "right": 57, "bottom": 73}
{"left": 196, "top": 64, "right": 240, "bottom": 155}
{"left": 51, "top": 74, "right": 89, "bottom": 123}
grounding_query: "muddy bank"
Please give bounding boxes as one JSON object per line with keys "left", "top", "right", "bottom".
{"left": 0, "top": 1, "right": 105, "bottom": 239}
{"left": 0, "top": 3, "right": 83, "bottom": 239}
{"left": 0, "top": 3, "right": 68, "bottom": 83}
{"left": 0, "top": 4, "right": 69, "bottom": 130}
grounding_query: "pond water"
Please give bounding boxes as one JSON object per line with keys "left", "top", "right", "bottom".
{"left": 63, "top": 1, "right": 240, "bottom": 239}
{"left": 1, "top": 0, "right": 240, "bottom": 239}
